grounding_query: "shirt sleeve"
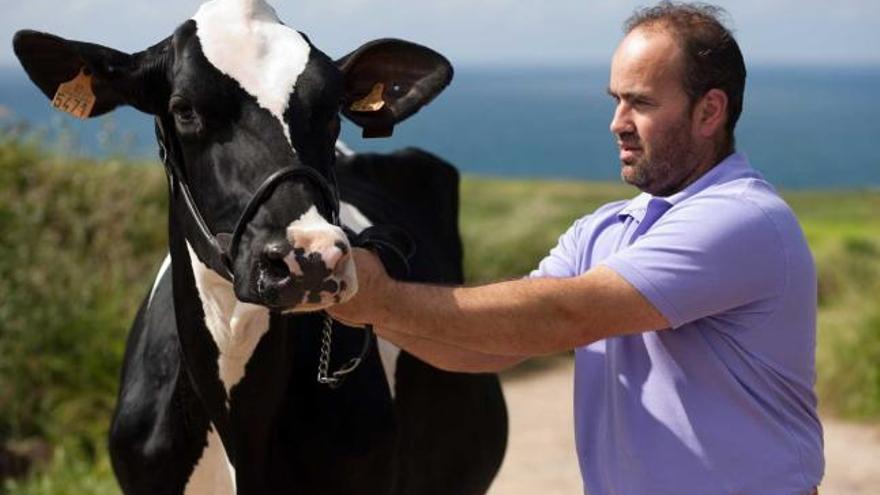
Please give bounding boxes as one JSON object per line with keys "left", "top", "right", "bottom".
{"left": 529, "top": 216, "right": 588, "bottom": 279}
{"left": 601, "top": 195, "right": 786, "bottom": 329}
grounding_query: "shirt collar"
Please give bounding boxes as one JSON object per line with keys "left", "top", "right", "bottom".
{"left": 663, "top": 152, "right": 759, "bottom": 206}
{"left": 618, "top": 192, "right": 652, "bottom": 221}
{"left": 618, "top": 152, "right": 759, "bottom": 221}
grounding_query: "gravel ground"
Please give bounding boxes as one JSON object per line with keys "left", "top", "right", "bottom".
{"left": 488, "top": 357, "right": 880, "bottom": 495}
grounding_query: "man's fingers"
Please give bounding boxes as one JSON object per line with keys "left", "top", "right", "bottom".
{"left": 326, "top": 247, "right": 391, "bottom": 329}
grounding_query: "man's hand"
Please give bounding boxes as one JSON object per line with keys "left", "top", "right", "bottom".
{"left": 328, "top": 248, "right": 527, "bottom": 373}
{"left": 328, "top": 248, "right": 393, "bottom": 327}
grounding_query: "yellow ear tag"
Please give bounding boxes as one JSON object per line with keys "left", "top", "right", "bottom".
{"left": 350, "top": 83, "right": 386, "bottom": 113}
{"left": 51, "top": 68, "right": 97, "bottom": 119}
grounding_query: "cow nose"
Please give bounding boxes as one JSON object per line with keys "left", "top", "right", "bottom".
{"left": 286, "top": 226, "right": 351, "bottom": 275}
{"left": 255, "top": 228, "right": 353, "bottom": 309}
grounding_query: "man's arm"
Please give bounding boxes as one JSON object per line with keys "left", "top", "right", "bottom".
{"left": 330, "top": 249, "right": 669, "bottom": 358}
{"left": 377, "top": 328, "right": 527, "bottom": 373}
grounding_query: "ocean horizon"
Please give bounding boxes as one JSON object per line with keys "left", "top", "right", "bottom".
{"left": 1, "top": 64, "right": 878, "bottom": 190}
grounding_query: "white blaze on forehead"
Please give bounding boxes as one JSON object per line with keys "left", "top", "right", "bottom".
{"left": 192, "top": 0, "right": 311, "bottom": 144}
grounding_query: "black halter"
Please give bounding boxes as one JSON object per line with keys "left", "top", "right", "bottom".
{"left": 154, "top": 115, "right": 414, "bottom": 389}
{"left": 154, "top": 115, "right": 341, "bottom": 282}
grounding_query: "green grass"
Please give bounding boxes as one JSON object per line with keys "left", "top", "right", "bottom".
{"left": 460, "top": 178, "right": 631, "bottom": 282}
{"left": 1, "top": 138, "right": 878, "bottom": 492}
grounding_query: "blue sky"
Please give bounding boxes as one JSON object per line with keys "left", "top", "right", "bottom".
{"left": 1, "top": 0, "right": 878, "bottom": 68}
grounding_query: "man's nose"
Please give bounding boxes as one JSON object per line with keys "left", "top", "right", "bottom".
{"left": 609, "top": 104, "right": 633, "bottom": 135}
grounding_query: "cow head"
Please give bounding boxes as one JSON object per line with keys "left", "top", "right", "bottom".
{"left": 12, "top": 0, "right": 452, "bottom": 313}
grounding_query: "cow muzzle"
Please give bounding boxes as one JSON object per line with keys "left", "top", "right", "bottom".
{"left": 255, "top": 211, "right": 357, "bottom": 312}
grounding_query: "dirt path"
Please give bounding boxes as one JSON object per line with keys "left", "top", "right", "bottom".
{"left": 488, "top": 357, "right": 880, "bottom": 495}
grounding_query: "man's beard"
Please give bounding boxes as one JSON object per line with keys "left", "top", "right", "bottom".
{"left": 620, "top": 118, "right": 699, "bottom": 197}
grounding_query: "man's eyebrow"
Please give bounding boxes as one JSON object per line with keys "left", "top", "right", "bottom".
{"left": 606, "top": 88, "right": 650, "bottom": 101}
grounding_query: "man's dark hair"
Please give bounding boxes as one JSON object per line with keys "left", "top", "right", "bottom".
{"left": 625, "top": 1, "right": 746, "bottom": 152}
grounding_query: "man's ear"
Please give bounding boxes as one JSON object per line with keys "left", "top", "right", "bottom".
{"left": 12, "top": 30, "right": 170, "bottom": 118}
{"left": 336, "top": 39, "right": 453, "bottom": 138}
{"left": 694, "top": 88, "right": 728, "bottom": 139}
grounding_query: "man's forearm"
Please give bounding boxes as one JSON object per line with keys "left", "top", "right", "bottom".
{"left": 377, "top": 327, "right": 526, "bottom": 373}
{"left": 372, "top": 279, "right": 580, "bottom": 356}
{"left": 370, "top": 266, "right": 664, "bottom": 356}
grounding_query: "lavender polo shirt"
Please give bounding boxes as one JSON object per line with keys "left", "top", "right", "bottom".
{"left": 531, "top": 153, "right": 824, "bottom": 494}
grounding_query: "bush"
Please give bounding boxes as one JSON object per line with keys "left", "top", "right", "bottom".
{"left": 813, "top": 235, "right": 880, "bottom": 418}
{"left": 3, "top": 448, "right": 118, "bottom": 495}
{"left": 0, "top": 138, "right": 166, "bottom": 491}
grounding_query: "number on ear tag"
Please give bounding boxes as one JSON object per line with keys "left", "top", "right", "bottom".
{"left": 51, "top": 68, "right": 97, "bottom": 119}
{"left": 350, "top": 83, "right": 386, "bottom": 113}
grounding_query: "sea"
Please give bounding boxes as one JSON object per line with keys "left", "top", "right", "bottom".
{"left": 1, "top": 65, "right": 878, "bottom": 190}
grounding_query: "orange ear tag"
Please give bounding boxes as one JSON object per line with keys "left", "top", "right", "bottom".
{"left": 350, "top": 83, "right": 386, "bottom": 112}
{"left": 51, "top": 68, "right": 97, "bottom": 119}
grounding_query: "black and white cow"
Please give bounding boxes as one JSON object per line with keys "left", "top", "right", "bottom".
{"left": 12, "top": 0, "right": 507, "bottom": 493}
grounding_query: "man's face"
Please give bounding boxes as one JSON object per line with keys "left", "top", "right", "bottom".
{"left": 608, "top": 27, "right": 700, "bottom": 196}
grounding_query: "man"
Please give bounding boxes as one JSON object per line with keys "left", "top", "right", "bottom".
{"left": 330, "top": 2, "right": 824, "bottom": 493}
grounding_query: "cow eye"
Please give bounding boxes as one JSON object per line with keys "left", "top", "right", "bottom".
{"left": 169, "top": 97, "right": 199, "bottom": 129}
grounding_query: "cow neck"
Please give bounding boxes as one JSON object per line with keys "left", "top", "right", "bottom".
{"left": 167, "top": 212, "right": 238, "bottom": 465}
{"left": 154, "top": 115, "right": 342, "bottom": 283}
{"left": 169, "top": 206, "right": 299, "bottom": 478}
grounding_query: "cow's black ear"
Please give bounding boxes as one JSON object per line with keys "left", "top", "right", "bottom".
{"left": 336, "top": 39, "right": 453, "bottom": 138}
{"left": 12, "top": 30, "right": 170, "bottom": 118}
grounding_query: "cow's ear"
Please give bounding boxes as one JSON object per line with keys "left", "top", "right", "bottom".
{"left": 12, "top": 30, "right": 170, "bottom": 118}
{"left": 337, "top": 39, "right": 453, "bottom": 138}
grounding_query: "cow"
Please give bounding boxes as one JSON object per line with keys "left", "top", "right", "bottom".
{"left": 12, "top": 0, "right": 508, "bottom": 493}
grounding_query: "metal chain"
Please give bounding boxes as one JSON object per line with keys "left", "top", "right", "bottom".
{"left": 317, "top": 312, "right": 373, "bottom": 389}
{"left": 317, "top": 312, "right": 337, "bottom": 387}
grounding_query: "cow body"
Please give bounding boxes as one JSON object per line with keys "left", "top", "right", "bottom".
{"left": 13, "top": 0, "right": 507, "bottom": 493}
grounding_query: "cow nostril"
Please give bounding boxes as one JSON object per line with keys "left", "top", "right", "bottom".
{"left": 263, "top": 241, "right": 290, "bottom": 261}
{"left": 264, "top": 257, "right": 290, "bottom": 282}
{"left": 262, "top": 242, "right": 292, "bottom": 282}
